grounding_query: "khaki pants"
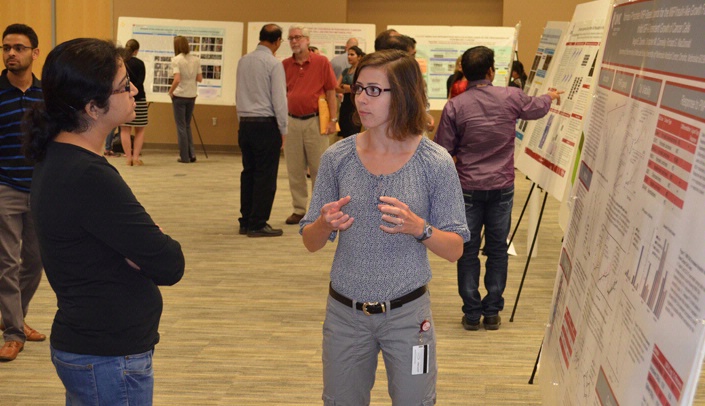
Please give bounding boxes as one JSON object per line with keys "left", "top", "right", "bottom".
{"left": 284, "top": 116, "right": 329, "bottom": 215}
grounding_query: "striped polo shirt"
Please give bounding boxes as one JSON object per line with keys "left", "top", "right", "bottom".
{"left": 0, "top": 69, "right": 42, "bottom": 192}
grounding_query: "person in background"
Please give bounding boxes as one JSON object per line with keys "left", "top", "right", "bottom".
{"left": 169, "top": 35, "right": 202, "bottom": 163}
{"left": 24, "top": 37, "right": 185, "bottom": 404}
{"left": 330, "top": 37, "right": 359, "bottom": 79}
{"left": 236, "top": 24, "right": 288, "bottom": 238}
{"left": 335, "top": 45, "right": 365, "bottom": 139}
{"left": 447, "top": 55, "right": 466, "bottom": 98}
{"left": 0, "top": 23, "right": 45, "bottom": 362}
{"left": 120, "top": 39, "right": 148, "bottom": 166}
{"left": 282, "top": 24, "right": 338, "bottom": 225}
{"left": 301, "top": 50, "right": 470, "bottom": 405}
{"left": 509, "top": 60, "right": 528, "bottom": 90}
{"left": 308, "top": 46, "right": 320, "bottom": 54}
{"left": 435, "top": 46, "right": 562, "bottom": 332}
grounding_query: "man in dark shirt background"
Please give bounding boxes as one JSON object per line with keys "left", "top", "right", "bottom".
{"left": 0, "top": 23, "right": 45, "bottom": 361}
{"left": 435, "top": 46, "right": 561, "bottom": 332}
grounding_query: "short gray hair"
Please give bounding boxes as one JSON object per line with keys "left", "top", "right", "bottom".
{"left": 288, "top": 24, "right": 310, "bottom": 38}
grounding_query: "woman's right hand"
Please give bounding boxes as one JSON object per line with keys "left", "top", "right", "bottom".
{"left": 318, "top": 195, "right": 354, "bottom": 231}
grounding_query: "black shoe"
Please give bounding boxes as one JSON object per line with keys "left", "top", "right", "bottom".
{"left": 483, "top": 315, "right": 501, "bottom": 330}
{"left": 461, "top": 316, "right": 480, "bottom": 331}
{"left": 177, "top": 158, "right": 190, "bottom": 163}
{"left": 247, "top": 224, "right": 283, "bottom": 237}
{"left": 190, "top": 157, "right": 197, "bottom": 162}
{"left": 239, "top": 227, "right": 247, "bottom": 235}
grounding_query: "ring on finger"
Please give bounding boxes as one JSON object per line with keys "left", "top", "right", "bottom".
{"left": 398, "top": 218, "right": 404, "bottom": 227}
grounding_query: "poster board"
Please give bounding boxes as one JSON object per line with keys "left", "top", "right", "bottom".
{"left": 514, "top": 0, "right": 611, "bottom": 200}
{"left": 514, "top": 21, "right": 570, "bottom": 157}
{"left": 540, "top": 0, "right": 705, "bottom": 404}
{"left": 246, "top": 22, "right": 376, "bottom": 61}
{"left": 117, "top": 17, "right": 243, "bottom": 106}
{"left": 391, "top": 25, "right": 517, "bottom": 111}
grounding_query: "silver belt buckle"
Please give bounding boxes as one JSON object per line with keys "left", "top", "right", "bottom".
{"left": 362, "top": 301, "right": 386, "bottom": 316}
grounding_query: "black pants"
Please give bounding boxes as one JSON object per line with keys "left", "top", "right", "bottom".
{"left": 238, "top": 119, "right": 282, "bottom": 230}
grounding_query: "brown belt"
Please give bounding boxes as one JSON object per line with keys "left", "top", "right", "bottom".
{"left": 329, "top": 283, "right": 427, "bottom": 315}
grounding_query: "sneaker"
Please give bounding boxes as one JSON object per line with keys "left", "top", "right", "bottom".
{"left": 483, "top": 315, "right": 501, "bottom": 330}
{"left": 461, "top": 316, "right": 481, "bottom": 331}
{"left": 247, "top": 224, "right": 283, "bottom": 238}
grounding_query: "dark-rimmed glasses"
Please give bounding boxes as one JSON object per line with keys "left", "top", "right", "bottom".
{"left": 2, "top": 44, "right": 34, "bottom": 53}
{"left": 112, "top": 73, "right": 131, "bottom": 95}
{"left": 351, "top": 84, "right": 391, "bottom": 97}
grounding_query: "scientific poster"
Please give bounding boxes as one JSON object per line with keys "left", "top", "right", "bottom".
{"left": 390, "top": 25, "right": 517, "bottom": 111}
{"left": 515, "top": 21, "right": 570, "bottom": 156}
{"left": 540, "top": 0, "right": 705, "bottom": 404}
{"left": 246, "top": 22, "right": 376, "bottom": 61}
{"left": 117, "top": 17, "right": 243, "bottom": 106}
{"left": 514, "top": 0, "right": 611, "bottom": 200}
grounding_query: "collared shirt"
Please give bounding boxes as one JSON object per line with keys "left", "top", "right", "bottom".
{"left": 435, "top": 79, "right": 552, "bottom": 191}
{"left": 282, "top": 52, "right": 337, "bottom": 116}
{"left": 171, "top": 53, "right": 200, "bottom": 98}
{"left": 236, "top": 44, "right": 288, "bottom": 135}
{"left": 0, "top": 69, "right": 42, "bottom": 192}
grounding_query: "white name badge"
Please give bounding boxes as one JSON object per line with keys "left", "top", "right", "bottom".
{"left": 412, "top": 344, "right": 430, "bottom": 375}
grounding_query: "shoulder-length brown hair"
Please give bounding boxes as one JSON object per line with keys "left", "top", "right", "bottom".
{"left": 174, "top": 36, "right": 190, "bottom": 56}
{"left": 352, "top": 50, "right": 427, "bottom": 140}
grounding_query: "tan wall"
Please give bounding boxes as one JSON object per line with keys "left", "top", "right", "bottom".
{"left": 347, "top": 0, "right": 503, "bottom": 30}
{"left": 56, "top": 0, "right": 113, "bottom": 44}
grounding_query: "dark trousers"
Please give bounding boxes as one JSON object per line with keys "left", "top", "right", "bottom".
{"left": 238, "top": 119, "right": 282, "bottom": 230}
{"left": 457, "top": 186, "right": 514, "bottom": 322}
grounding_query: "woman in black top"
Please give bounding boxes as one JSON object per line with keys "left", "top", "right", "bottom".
{"left": 120, "top": 39, "right": 149, "bottom": 166}
{"left": 24, "top": 38, "right": 184, "bottom": 406}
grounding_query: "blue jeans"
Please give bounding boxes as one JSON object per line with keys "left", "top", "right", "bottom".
{"left": 171, "top": 96, "right": 196, "bottom": 161}
{"left": 51, "top": 346, "right": 154, "bottom": 406}
{"left": 457, "top": 186, "right": 513, "bottom": 322}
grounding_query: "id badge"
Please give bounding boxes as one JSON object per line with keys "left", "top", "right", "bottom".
{"left": 411, "top": 344, "right": 430, "bottom": 375}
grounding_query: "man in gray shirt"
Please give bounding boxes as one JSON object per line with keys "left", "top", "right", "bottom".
{"left": 235, "top": 24, "right": 288, "bottom": 237}
{"left": 329, "top": 37, "right": 358, "bottom": 79}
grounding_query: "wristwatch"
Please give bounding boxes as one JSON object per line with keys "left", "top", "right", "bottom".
{"left": 416, "top": 221, "right": 433, "bottom": 242}
{"left": 331, "top": 117, "right": 338, "bottom": 123}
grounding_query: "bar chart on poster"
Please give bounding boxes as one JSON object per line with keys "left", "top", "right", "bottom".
{"left": 117, "top": 17, "right": 243, "bottom": 106}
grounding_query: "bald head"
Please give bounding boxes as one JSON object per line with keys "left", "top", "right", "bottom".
{"left": 345, "top": 38, "right": 358, "bottom": 50}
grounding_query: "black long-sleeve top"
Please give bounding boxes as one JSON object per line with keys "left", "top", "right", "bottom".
{"left": 125, "top": 57, "right": 146, "bottom": 99}
{"left": 31, "top": 142, "right": 184, "bottom": 356}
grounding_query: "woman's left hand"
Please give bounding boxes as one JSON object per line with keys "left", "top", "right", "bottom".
{"left": 378, "top": 196, "right": 423, "bottom": 237}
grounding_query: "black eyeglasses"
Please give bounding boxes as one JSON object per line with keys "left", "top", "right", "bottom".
{"left": 2, "top": 44, "right": 34, "bottom": 53}
{"left": 351, "top": 84, "right": 391, "bottom": 97}
{"left": 287, "top": 35, "right": 306, "bottom": 42}
{"left": 112, "top": 73, "right": 131, "bottom": 95}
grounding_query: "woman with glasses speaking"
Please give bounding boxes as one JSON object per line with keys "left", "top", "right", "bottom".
{"left": 23, "top": 38, "right": 185, "bottom": 405}
{"left": 300, "top": 50, "right": 470, "bottom": 405}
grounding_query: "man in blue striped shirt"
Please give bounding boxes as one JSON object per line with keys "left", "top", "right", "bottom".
{"left": 0, "top": 24, "right": 45, "bottom": 361}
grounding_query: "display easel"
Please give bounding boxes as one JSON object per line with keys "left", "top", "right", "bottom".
{"left": 509, "top": 181, "right": 549, "bottom": 322}
{"left": 191, "top": 113, "right": 209, "bottom": 158}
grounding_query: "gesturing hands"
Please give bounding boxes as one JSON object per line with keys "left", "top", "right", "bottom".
{"left": 319, "top": 195, "right": 354, "bottom": 231}
{"left": 378, "top": 196, "right": 423, "bottom": 237}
